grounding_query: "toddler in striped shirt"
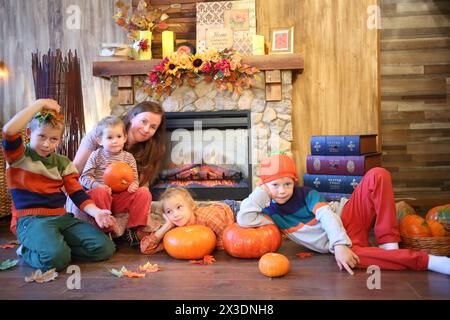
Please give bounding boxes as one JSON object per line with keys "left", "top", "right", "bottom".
{"left": 80, "top": 116, "right": 152, "bottom": 244}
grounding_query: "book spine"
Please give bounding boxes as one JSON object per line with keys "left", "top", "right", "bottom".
{"left": 306, "top": 155, "right": 368, "bottom": 175}
{"left": 311, "top": 135, "right": 361, "bottom": 155}
{"left": 320, "top": 192, "right": 352, "bottom": 202}
{"left": 304, "top": 173, "right": 363, "bottom": 193}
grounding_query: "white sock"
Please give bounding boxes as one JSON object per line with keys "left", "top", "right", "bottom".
{"left": 16, "top": 244, "right": 23, "bottom": 257}
{"left": 379, "top": 242, "right": 399, "bottom": 250}
{"left": 427, "top": 255, "right": 450, "bottom": 275}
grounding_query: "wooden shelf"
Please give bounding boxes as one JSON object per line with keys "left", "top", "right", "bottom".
{"left": 93, "top": 53, "right": 304, "bottom": 78}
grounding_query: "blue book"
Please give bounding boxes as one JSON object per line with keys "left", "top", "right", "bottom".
{"left": 311, "top": 135, "right": 377, "bottom": 155}
{"left": 303, "top": 173, "right": 363, "bottom": 193}
{"left": 320, "top": 192, "right": 352, "bottom": 202}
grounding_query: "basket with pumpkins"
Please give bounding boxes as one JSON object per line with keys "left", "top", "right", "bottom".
{"left": 397, "top": 202, "right": 450, "bottom": 256}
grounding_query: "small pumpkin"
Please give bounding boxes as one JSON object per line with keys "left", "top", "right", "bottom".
{"left": 258, "top": 253, "right": 290, "bottom": 278}
{"left": 425, "top": 204, "right": 450, "bottom": 225}
{"left": 163, "top": 225, "right": 216, "bottom": 260}
{"left": 222, "top": 223, "right": 282, "bottom": 259}
{"left": 103, "top": 162, "right": 134, "bottom": 192}
{"left": 399, "top": 214, "right": 432, "bottom": 237}
{"left": 395, "top": 201, "right": 416, "bottom": 221}
{"left": 427, "top": 220, "right": 447, "bottom": 237}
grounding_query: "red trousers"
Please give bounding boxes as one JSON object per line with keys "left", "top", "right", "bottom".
{"left": 341, "top": 167, "right": 429, "bottom": 271}
{"left": 86, "top": 187, "right": 151, "bottom": 230}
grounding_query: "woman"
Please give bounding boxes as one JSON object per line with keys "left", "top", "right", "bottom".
{"left": 69, "top": 101, "right": 167, "bottom": 247}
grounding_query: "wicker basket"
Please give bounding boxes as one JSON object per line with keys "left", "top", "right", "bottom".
{"left": 400, "top": 235, "right": 450, "bottom": 256}
{"left": 0, "top": 127, "right": 29, "bottom": 218}
{"left": 0, "top": 138, "right": 12, "bottom": 218}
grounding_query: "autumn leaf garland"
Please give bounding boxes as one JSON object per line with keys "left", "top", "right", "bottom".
{"left": 146, "top": 48, "right": 260, "bottom": 97}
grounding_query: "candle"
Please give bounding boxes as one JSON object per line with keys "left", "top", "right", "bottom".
{"left": 252, "top": 35, "right": 265, "bottom": 55}
{"left": 162, "top": 31, "right": 174, "bottom": 58}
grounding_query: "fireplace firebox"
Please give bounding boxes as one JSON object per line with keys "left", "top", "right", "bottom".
{"left": 151, "top": 111, "right": 252, "bottom": 200}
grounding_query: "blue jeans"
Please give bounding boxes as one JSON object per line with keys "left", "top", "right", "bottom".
{"left": 17, "top": 214, "right": 115, "bottom": 271}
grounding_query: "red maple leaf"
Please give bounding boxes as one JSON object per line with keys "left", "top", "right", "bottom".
{"left": 296, "top": 252, "right": 314, "bottom": 259}
{"left": 190, "top": 255, "right": 216, "bottom": 265}
{"left": 0, "top": 244, "right": 16, "bottom": 249}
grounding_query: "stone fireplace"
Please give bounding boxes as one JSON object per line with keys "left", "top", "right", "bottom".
{"left": 93, "top": 54, "right": 303, "bottom": 199}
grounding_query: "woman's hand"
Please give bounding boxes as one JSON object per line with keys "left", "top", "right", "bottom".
{"left": 334, "top": 244, "right": 360, "bottom": 275}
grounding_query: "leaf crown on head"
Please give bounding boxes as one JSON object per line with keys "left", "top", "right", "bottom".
{"left": 34, "top": 109, "right": 65, "bottom": 127}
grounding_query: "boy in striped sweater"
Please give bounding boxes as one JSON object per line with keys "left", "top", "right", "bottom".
{"left": 79, "top": 116, "right": 151, "bottom": 246}
{"left": 237, "top": 153, "right": 449, "bottom": 275}
{"left": 2, "top": 99, "right": 115, "bottom": 271}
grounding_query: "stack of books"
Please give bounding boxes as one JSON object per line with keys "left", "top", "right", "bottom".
{"left": 304, "top": 135, "right": 381, "bottom": 201}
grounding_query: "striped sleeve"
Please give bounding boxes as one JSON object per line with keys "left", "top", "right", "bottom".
{"left": 2, "top": 132, "right": 25, "bottom": 165}
{"left": 124, "top": 151, "right": 139, "bottom": 190}
{"left": 79, "top": 150, "right": 100, "bottom": 189}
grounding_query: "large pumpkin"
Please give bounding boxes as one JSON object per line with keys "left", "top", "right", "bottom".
{"left": 425, "top": 204, "right": 450, "bottom": 225}
{"left": 222, "top": 223, "right": 282, "bottom": 258}
{"left": 103, "top": 162, "right": 134, "bottom": 192}
{"left": 163, "top": 225, "right": 216, "bottom": 260}
{"left": 258, "top": 253, "right": 290, "bottom": 278}
{"left": 399, "top": 214, "right": 432, "bottom": 237}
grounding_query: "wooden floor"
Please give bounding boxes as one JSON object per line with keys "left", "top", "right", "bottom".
{"left": 0, "top": 218, "right": 448, "bottom": 300}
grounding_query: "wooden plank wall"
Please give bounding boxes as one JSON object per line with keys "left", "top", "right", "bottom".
{"left": 255, "top": 0, "right": 380, "bottom": 183}
{"left": 0, "top": 0, "right": 127, "bottom": 131}
{"left": 380, "top": 0, "right": 450, "bottom": 209}
{"left": 140, "top": 0, "right": 381, "bottom": 184}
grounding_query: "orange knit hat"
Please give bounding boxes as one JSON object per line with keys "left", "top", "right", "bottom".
{"left": 258, "top": 154, "right": 297, "bottom": 184}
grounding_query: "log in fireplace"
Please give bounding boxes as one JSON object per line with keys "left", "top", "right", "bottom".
{"left": 151, "top": 111, "right": 252, "bottom": 200}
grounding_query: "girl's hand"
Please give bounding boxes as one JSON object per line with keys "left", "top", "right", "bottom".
{"left": 127, "top": 184, "right": 138, "bottom": 193}
{"left": 162, "top": 213, "right": 175, "bottom": 230}
{"left": 334, "top": 245, "right": 360, "bottom": 275}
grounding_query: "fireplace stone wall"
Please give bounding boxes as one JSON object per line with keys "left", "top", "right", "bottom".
{"left": 108, "top": 71, "right": 294, "bottom": 189}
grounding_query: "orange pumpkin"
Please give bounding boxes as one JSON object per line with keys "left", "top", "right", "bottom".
{"left": 222, "top": 223, "right": 282, "bottom": 258}
{"left": 258, "top": 253, "right": 290, "bottom": 278}
{"left": 103, "top": 162, "right": 134, "bottom": 192}
{"left": 425, "top": 204, "right": 450, "bottom": 225}
{"left": 163, "top": 225, "right": 216, "bottom": 260}
{"left": 427, "top": 220, "right": 446, "bottom": 237}
{"left": 399, "top": 214, "right": 432, "bottom": 237}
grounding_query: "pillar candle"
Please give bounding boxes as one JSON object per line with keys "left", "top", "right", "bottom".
{"left": 162, "top": 31, "right": 174, "bottom": 58}
{"left": 252, "top": 35, "right": 265, "bottom": 55}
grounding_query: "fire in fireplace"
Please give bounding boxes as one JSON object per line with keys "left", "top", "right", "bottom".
{"left": 151, "top": 111, "right": 252, "bottom": 200}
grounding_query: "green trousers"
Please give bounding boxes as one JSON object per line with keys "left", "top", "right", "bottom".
{"left": 16, "top": 214, "right": 115, "bottom": 271}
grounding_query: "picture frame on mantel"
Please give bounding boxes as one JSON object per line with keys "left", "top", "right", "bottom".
{"left": 269, "top": 26, "right": 294, "bottom": 54}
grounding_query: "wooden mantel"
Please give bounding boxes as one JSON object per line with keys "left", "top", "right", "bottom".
{"left": 93, "top": 53, "right": 304, "bottom": 78}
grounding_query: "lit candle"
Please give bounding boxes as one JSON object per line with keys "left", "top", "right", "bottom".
{"left": 252, "top": 35, "right": 265, "bottom": 55}
{"left": 0, "top": 61, "right": 9, "bottom": 80}
{"left": 162, "top": 31, "right": 174, "bottom": 58}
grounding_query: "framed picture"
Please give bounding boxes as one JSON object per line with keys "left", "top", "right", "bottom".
{"left": 270, "top": 27, "right": 294, "bottom": 54}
